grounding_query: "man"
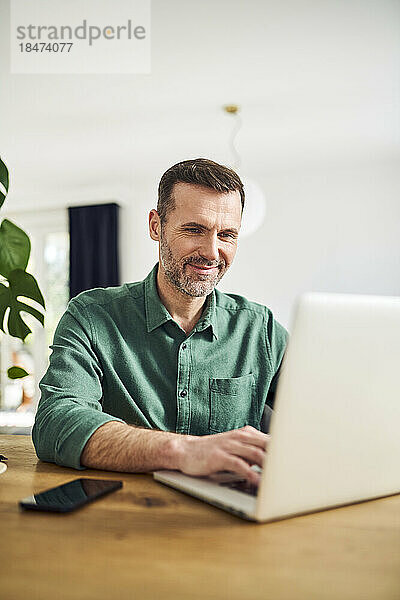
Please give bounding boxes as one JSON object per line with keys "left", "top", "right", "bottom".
{"left": 33, "top": 158, "right": 288, "bottom": 486}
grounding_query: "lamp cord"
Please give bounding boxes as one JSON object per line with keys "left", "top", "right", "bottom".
{"left": 229, "top": 113, "right": 242, "bottom": 171}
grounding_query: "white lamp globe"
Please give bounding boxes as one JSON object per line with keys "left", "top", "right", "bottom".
{"left": 239, "top": 177, "right": 267, "bottom": 238}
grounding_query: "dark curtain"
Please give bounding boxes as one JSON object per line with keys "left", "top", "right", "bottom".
{"left": 68, "top": 203, "right": 120, "bottom": 299}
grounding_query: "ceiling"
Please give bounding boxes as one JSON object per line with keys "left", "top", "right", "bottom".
{"left": 1, "top": 0, "right": 399, "bottom": 210}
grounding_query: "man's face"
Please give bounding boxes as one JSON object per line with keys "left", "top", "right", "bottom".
{"left": 156, "top": 183, "right": 242, "bottom": 297}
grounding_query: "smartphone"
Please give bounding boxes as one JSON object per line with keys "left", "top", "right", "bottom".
{"left": 19, "top": 478, "right": 123, "bottom": 513}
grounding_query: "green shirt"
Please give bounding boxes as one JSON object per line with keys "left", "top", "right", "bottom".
{"left": 32, "top": 264, "right": 288, "bottom": 470}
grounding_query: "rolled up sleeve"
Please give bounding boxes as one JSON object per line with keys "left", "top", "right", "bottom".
{"left": 32, "top": 299, "right": 124, "bottom": 470}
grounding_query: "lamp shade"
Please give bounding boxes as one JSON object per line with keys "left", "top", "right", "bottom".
{"left": 240, "top": 178, "right": 267, "bottom": 238}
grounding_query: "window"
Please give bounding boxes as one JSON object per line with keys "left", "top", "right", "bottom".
{"left": 0, "top": 209, "right": 69, "bottom": 430}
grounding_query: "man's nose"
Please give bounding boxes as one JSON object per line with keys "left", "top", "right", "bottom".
{"left": 198, "top": 232, "right": 219, "bottom": 263}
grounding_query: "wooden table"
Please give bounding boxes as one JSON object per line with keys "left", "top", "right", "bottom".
{"left": 1, "top": 435, "right": 399, "bottom": 600}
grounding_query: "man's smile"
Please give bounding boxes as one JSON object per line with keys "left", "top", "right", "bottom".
{"left": 187, "top": 264, "right": 219, "bottom": 275}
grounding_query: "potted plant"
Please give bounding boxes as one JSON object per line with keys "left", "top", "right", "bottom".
{"left": 0, "top": 156, "right": 45, "bottom": 383}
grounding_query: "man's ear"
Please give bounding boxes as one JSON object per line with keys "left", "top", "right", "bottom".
{"left": 149, "top": 209, "right": 161, "bottom": 241}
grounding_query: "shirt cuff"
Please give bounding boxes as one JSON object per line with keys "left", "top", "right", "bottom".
{"left": 54, "top": 411, "right": 125, "bottom": 470}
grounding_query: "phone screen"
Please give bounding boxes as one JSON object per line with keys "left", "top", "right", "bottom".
{"left": 19, "top": 478, "right": 123, "bottom": 513}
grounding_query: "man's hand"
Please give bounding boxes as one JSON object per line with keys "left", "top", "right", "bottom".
{"left": 175, "top": 426, "right": 269, "bottom": 486}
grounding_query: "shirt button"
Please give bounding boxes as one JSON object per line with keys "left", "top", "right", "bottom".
{"left": 181, "top": 343, "right": 187, "bottom": 350}
{"left": 180, "top": 390, "right": 187, "bottom": 397}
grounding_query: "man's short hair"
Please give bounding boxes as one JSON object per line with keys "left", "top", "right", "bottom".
{"left": 157, "top": 158, "right": 245, "bottom": 225}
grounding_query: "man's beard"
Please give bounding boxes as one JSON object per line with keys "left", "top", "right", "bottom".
{"left": 160, "top": 232, "right": 227, "bottom": 297}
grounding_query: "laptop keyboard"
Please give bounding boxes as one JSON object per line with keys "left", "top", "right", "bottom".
{"left": 208, "top": 468, "right": 261, "bottom": 497}
{"left": 219, "top": 479, "right": 258, "bottom": 496}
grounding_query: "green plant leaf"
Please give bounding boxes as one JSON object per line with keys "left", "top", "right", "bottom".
{"left": 7, "top": 366, "right": 29, "bottom": 379}
{"left": 8, "top": 268, "right": 45, "bottom": 308}
{"left": 0, "top": 157, "right": 9, "bottom": 209}
{"left": 0, "top": 219, "right": 30, "bottom": 278}
{"left": 0, "top": 269, "right": 45, "bottom": 341}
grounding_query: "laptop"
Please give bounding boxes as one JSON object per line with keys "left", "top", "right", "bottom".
{"left": 154, "top": 293, "right": 400, "bottom": 522}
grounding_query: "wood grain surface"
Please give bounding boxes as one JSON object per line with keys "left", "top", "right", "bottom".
{"left": 0, "top": 434, "right": 399, "bottom": 600}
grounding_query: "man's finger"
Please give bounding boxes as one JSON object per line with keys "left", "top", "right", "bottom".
{"left": 231, "top": 426, "right": 271, "bottom": 448}
{"left": 223, "top": 456, "right": 261, "bottom": 485}
{"left": 229, "top": 441, "right": 266, "bottom": 468}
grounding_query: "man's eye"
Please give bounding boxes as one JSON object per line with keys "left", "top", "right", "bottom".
{"left": 185, "top": 228, "right": 201, "bottom": 233}
{"left": 220, "top": 233, "right": 236, "bottom": 239}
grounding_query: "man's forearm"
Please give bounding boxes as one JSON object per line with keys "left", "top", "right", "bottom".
{"left": 80, "top": 421, "right": 182, "bottom": 472}
{"left": 80, "top": 421, "right": 270, "bottom": 485}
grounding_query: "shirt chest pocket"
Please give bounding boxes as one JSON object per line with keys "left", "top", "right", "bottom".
{"left": 209, "top": 373, "right": 259, "bottom": 433}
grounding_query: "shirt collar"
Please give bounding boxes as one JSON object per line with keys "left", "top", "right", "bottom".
{"left": 193, "top": 288, "right": 218, "bottom": 340}
{"left": 145, "top": 264, "right": 172, "bottom": 332}
{"left": 144, "top": 263, "right": 218, "bottom": 340}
